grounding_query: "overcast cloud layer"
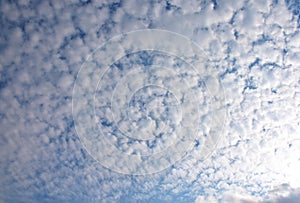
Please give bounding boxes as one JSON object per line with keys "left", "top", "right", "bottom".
{"left": 0, "top": 0, "right": 300, "bottom": 202}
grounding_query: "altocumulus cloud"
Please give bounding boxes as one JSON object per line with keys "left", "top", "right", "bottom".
{"left": 1, "top": 0, "right": 300, "bottom": 203}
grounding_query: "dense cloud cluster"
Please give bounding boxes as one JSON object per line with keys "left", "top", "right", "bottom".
{"left": 0, "top": 0, "right": 299, "bottom": 202}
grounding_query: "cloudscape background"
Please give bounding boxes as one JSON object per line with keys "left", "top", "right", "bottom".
{"left": 0, "top": 0, "right": 300, "bottom": 202}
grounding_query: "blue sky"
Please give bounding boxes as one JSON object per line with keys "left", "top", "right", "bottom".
{"left": 1, "top": 0, "right": 300, "bottom": 202}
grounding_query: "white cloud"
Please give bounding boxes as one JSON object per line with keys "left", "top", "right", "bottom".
{"left": 265, "top": 184, "right": 300, "bottom": 203}
{"left": 195, "top": 195, "right": 218, "bottom": 203}
{"left": 1, "top": 0, "right": 300, "bottom": 202}
{"left": 223, "top": 192, "right": 260, "bottom": 203}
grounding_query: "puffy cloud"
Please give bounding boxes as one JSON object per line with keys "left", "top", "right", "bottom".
{"left": 195, "top": 195, "right": 218, "bottom": 203}
{"left": 223, "top": 193, "right": 259, "bottom": 203}
{"left": 1, "top": 0, "right": 300, "bottom": 202}
{"left": 264, "top": 184, "right": 300, "bottom": 203}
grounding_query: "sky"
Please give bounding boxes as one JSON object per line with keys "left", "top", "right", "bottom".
{"left": 0, "top": 0, "right": 300, "bottom": 202}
